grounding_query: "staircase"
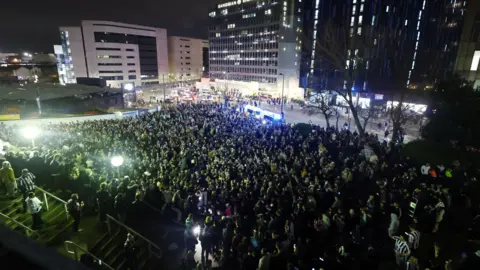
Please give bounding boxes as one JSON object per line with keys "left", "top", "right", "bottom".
{"left": 82, "top": 214, "right": 162, "bottom": 270}
{"left": 0, "top": 186, "right": 73, "bottom": 245}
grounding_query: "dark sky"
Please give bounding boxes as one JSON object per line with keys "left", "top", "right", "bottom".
{"left": 0, "top": 0, "right": 222, "bottom": 53}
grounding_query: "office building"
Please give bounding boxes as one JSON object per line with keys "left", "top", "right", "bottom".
{"left": 55, "top": 20, "right": 168, "bottom": 88}
{"left": 454, "top": 0, "right": 480, "bottom": 89}
{"left": 301, "top": 0, "right": 468, "bottom": 93}
{"left": 208, "top": 0, "right": 304, "bottom": 98}
{"left": 168, "top": 36, "right": 209, "bottom": 81}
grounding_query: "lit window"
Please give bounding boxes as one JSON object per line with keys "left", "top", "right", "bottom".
{"left": 353, "top": 6, "right": 356, "bottom": 14}
{"left": 228, "top": 24, "right": 236, "bottom": 29}
{"left": 386, "top": 6, "right": 389, "bottom": 12}
{"left": 353, "top": 0, "right": 357, "bottom": 3}
{"left": 357, "top": 27, "right": 362, "bottom": 35}
{"left": 359, "top": 15, "right": 363, "bottom": 24}
{"left": 412, "top": 61, "right": 416, "bottom": 69}
{"left": 470, "top": 51, "right": 480, "bottom": 71}
{"left": 216, "top": 33, "right": 221, "bottom": 37}
{"left": 283, "top": 47, "right": 286, "bottom": 51}
{"left": 360, "top": 4, "right": 364, "bottom": 13}
{"left": 405, "top": 20, "right": 408, "bottom": 26}
{"left": 351, "top": 17, "right": 355, "bottom": 26}
{"left": 372, "top": 16, "right": 376, "bottom": 25}
{"left": 209, "top": 11, "right": 216, "bottom": 17}
{"left": 417, "top": 32, "right": 420, "bottom": 40}
{"left": 221, "top": 9, "right": 228, "bottom": 15}
{"left": 265, "top": 9, "right": 272, "bottom": 15}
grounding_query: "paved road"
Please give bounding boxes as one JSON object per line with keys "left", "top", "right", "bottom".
{"left": 257, "top": 103, "right": 420, "bottom": 142}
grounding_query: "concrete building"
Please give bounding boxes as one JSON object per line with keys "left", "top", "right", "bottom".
{"left": 54, "top": 20, "right": 169, "bottom": 88}
{"left": 168, "top": 36, "right": 208, "bottom": 81}
{"left": 208, "top": 0, "right": 304, "bottom": 99}
{"left": 454, "top": 0, "right": 480, "bottom": 89}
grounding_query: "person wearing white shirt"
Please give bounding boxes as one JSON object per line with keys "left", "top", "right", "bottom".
{"left": 420, "top": 163, "right": 430, "bottom": 175}
{"left": 25, "top": 192, "right": 44, "bottom": 229}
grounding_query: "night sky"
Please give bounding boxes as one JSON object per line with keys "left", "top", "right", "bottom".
{"left": 0, "top": 0, "right": 222, "bottom": 53}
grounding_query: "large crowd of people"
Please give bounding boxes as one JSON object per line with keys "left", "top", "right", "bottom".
{"left": 0, "top": 103, "right": 479, "bottom": 270}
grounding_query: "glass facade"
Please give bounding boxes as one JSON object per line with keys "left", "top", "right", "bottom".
{"left": 300, "top": 0, "right": 467, "bottom": 92}
{"left": 58, "top": 31, "right": 76, "bottom": 84}
{"left": 209, "top": 1, "right": 285, "bottom": 84}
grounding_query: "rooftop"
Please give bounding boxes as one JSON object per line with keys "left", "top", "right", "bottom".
{"left": 0, "top": 83, "right": 121, "bottom": 101}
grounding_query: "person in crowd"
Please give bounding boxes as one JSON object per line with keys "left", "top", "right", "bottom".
{"left": 391, "top": 233, "right": 411, "bottom": 268}
{"left": 67, "top": 193, "right": 83, "bottom": 232}
{"left": 17, "top": 168, "right": 35, "bottom": 212}
{"left": 115, "top": 189, "right": 128, "bottom": 222}
{"left": 96, "top": 183, "right": 111, "bottom": 223}
{"left": 0, "top": 160, "right": 16, "bottom": 198}
{"left": 25, "top": 192, "right": 43, "bottom": 229}
{"left": 124, "top": 233, "right": 136, "bottom": 270}
{"left": 0, "top": 103, "right": 479, "bottom": 270}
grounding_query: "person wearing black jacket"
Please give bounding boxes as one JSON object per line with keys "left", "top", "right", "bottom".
{"left": 96, "top": 183, "right": 111, "bottom": 223}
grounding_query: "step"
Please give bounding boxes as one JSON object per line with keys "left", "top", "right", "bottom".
{"left": 90, "top": 230, "right": 121, "bottom": 256}
{"left": 5, "top": 201, "right": 66, "bottom": 231}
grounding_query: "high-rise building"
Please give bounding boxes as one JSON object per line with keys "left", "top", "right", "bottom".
{"left": 54, "top": 21, "right": 168, "bottom": 88}
{"left": 208, "top": 0, "right": 304, "bottom": 98}
{"left": 300, "top": 0, "right": 467, "bottom": 93}
{"left": 167, "top": 36, "right": 209, "bottom": 81}
{"left": 454, "top": 0, "right": 480, "bottom": 89}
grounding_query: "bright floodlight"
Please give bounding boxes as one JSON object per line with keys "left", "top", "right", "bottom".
{"left": 124, "top": 83, "right": 134, "bottom": 91}
{"left": 22, "top": 126, "right": 40, "bottom": 139}
{"left": 111, "top": 156, "right": 124, "bottom": 167}
{"left": 262, "top": 120, "right": 267, "bottom": 125}
{"left": 193, "top": 226, "right": 201, "bottom": 236}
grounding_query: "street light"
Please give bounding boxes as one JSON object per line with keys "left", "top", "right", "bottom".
{"left": 279, "top": 73, "right": 285, "bottom": 116}
{"left": 22, "top": 126, "right": 40, "bottom": 147}
{"left": 111, "top": 156, "right": 124, "bottom": 177}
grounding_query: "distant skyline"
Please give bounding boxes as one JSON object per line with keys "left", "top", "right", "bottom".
{"left": 0, "top": 0, "right": 222, "bottom": 53}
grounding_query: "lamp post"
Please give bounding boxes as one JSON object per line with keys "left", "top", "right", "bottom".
{"left": 111, "top": 156, "right": 124, "bottom": 178}
{"left": 22, "top": 126, "right": 40, "bottom": 147}
{"left": 279, "top": 73, "right": 285, "bottom": 115}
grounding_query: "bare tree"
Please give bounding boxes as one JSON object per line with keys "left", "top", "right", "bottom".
{"left": 307, "top": 21, "right": 389, "bottom": 136}
{"left": 358, "top": 105, "right": 381, "bottom": 132}
{"left": 388, "top": 93, "right": 415, "bottom": 144}
{"left": 303, "top": 93, "right": 333, "bottom": 128}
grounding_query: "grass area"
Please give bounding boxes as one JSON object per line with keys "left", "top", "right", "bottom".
{"left": 402, "top": 139, "right": 480, "bottom": 167}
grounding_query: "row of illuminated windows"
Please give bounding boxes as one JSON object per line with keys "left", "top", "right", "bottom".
{"left": 210, "top": 51, "right": 278, "bottom": 59}
{"left": 210, "top": 66, "right": 278, "bottom": 75}
{"left": 210, "top": 42, "right": 279, "bottom": 51}
{"left": 98, "top": 69, "right": 137, "bottom": 73}
{"left": 211, "top": 73, "right": 278, "bottom": 84}
{"left": 210, "top": 59, "right": 278, "bottom": 66}
{"left": 96, "top": 48, "right": 135, "bottom": 52}
{"left": 209, "top": 14, "right": 282, "bottom": 30}
{"left": 99, "top": 75, "right": 137, "bottom": 80}
{"left": 210, "top": 25, "right": 279, "bottom": 37}
{"left": 97, "top": 55, "right": 136, "bottom": 59}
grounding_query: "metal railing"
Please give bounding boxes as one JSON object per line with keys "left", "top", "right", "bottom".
{"left": 0, "top": 211, "right": 40, "bottom": 237}
{"left": 64, "top": 240, "right": 115, "bottom": 270}
{"left": 35, "top": 186, "right": 69, "bottom": 220}
{"left": 106, "top": 214, "right": 162, "bottom": 259}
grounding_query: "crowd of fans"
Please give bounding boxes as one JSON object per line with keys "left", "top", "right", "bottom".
{"left": 0, "top": 103, "right": 480, "bottom": 270}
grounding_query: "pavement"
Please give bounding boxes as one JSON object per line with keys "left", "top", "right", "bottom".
{"left": 257, "top": 102, "right": 420, "bottom": 142}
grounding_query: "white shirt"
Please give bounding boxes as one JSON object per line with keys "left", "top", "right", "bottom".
{"left": 25, "top": 197, "right": 42, "bottom": 214}
{"left": 420, "top": 165, "right": 430, "bottom": 175}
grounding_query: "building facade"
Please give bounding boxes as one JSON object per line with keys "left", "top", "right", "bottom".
{"left": 208, "top": 0, "right": 304, "bottom": 98}
{"left": 55, "top": 21, "right": 168, "bottom": 88}
{"left": 454, "top": 0, "right": 480, "bottom": 89}
{"left": 168, "top": 36, "right": 208, "bottom": 81}
{"left": 300, "top": 0, "right": 468, "bottom": 94}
